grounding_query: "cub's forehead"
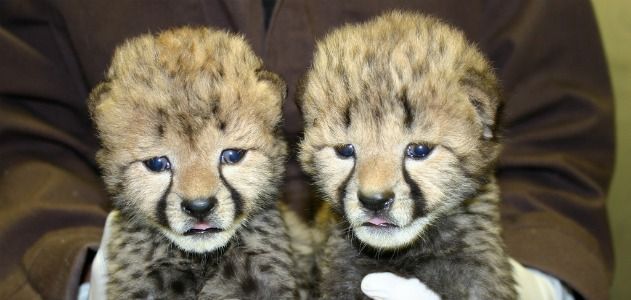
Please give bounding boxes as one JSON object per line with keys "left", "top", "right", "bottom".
{"left": 92, "top": 27, "right": 284, "bottom": 152}
{"left": 105, "top": 27, "right": 263, "bottom": 110}
{"left": 302, "top": 12, "right": 491, "bottom": 114}
{"left": 111, "top": 27, "right": 261, "bottom": 81}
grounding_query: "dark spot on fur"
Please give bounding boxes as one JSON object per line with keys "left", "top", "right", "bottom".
{"left": 343, "top": 104, "right": 351, "bottom": 128}
{"left": 107, "top": 252, "right": 117, "bottom": 260}
{"left": 259, "top": 264, "right": 273, "bottom": 272}
{"left": 372, "top": 106, "right": 383, "bottom": 122}
{"left": 402, "top": 160, "right": 426, "bottom": 218}
{"left": 269, "top": 242, "right": 283, "bottom": 252}
{"left": 212, "top": 103, "right": 219, "bottom": 115}
{"left": 219, "top": 120, "right": 226, "bottom": 131}
{"left": 222, "top": 261, "right": 236, "bottom": 279}
{"left": 254, "top": 226, "right": 270, "bottom": 235}
{"left": 157, "top": 124, "right": 164, "bottom": 137}
{"left": 148, "top": 269, "right": 164, "bottom": 290}
{"left": 241, "top": 276, "right": 258, "bottom": 293}
{"left": 131, "top": 290, "right": 148, "bottom": 298}
{"left": 244, "top": 250, "right": 265, "bottom": 257}
{"left": 244, "top": 254, "right": 253, "bottom": 270}
{"left": 145, "top": 242, "right": 157, "bottom": 261}
{"left": 270, "top": 257, "right": 291, "bottom": 269}
{"left": 171, "top": 280, "right": 185, "bottom": 294}
{"left": 219, "top": 166, "right": 244, "bottom": 217}
{"left": 132, "top": 271, "right": 143, "bottom": 279}
{"left": 139, "top": 74, "right": 152, "bottom": 87}
{"left": 183, "top": 121, "right": 195, "bottom": 144}
{"left": 399, "top": 88, "right": 414, "bottom": 128}
{"left": 118, "top": 240, "right": 129, "bottom": 249}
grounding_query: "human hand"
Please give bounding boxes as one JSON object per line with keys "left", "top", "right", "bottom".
{"left": 360, "top": 259, "right": 576, "bottom": 300}
{"left": 361, "top": 272, "right": 441, "bottom": 300}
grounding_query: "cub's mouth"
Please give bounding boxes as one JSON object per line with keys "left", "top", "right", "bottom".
{"left": 184, "top": 222, "right": 224, "bottom": 236}
{"left": 361, "top": 217, "right": 399, "bottom": 228}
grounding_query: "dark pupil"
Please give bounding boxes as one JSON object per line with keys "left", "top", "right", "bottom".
{"left": 407, "top": 144, "right": 432, "bottom": 159}
{"left": 335, "top": 144, "right": 355, "bottom": 158}
{"left": 144, "top": 156, "right": 170, "bottom": 172}
{"left": 221, "top": 149, "right": 245, "bottom": 164}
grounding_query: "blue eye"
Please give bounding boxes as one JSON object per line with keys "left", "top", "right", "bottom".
{"left": 143, "top": 156, "right": 171, "bottom": 172}
{"left": 335, "top": 144, "right": 355, "bottom": 158}
{"left": 220, "top": 149, "right": 247, "bottom": 164}
{"left": 406, "top": 143, "right": 433, "bottom": 159}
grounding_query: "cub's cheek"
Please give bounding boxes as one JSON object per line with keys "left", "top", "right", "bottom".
{"left": 403, "top": 148, "right": 460, "bottom": 211}
{"left": 123, "top": 163, "right": 172, "bottom": 217}
{"left": 313, "top": 148, "right": 355, "bottom": 201}
{"left": 219, "top": 151, "right": 274, "bottom": 203}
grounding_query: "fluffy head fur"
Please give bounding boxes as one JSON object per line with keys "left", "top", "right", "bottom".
{"left": 89, "top": 27, "right": 287, "bottom": 253}
{"left": 299, "top": 12, "right": 501, "bottom": 250}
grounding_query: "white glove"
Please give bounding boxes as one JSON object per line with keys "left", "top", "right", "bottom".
{"left": 361, "top": 272, "right": 440, "bottom": 300}
{"left": 84, "top": 212, "right": 116, "bottom": 300}
{"left": 360, "top": 259, "right": 576, "bottom": 300}
{"left": 511, "top": 259, "right": 575, "bottom": 300}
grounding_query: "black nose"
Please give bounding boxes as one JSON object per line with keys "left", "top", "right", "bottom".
{"left": 358, "top": 191, "right": 395, "bottom": 211}
{"left": 181, "top": 197, "right": 217, "bottom": 219}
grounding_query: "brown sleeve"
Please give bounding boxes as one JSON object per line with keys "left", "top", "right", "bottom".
{"left": 483, "top": 1, "right": 614, "bottom": 299}
{"left": 0, "top": 4, "right": 109, "bottom": 300}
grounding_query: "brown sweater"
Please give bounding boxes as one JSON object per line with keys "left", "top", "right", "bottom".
{"left": 0, "top": 0, "right": 614, "bottom": 299}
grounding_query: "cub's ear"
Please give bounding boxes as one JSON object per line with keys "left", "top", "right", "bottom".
{"left": 460, "top": 69, "right": 502, "bottom": 141}
{"left": 256, "top": 68, "right": 287, "bottom": 102}
{"left": 87, "top": 80, "right": 112, "bottom": 121}
{"left": 294, "top": 73, "right": 308, "bottom": 115}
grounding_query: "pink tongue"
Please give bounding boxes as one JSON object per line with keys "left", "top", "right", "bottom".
{"left": 368, "top": 217, "right": 389, "bottom": 226}
{"left": 193, "top": 222, "right": 211, "bottom": 230}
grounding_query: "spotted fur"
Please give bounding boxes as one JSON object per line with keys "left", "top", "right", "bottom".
{"left": 299, "top": 12, "right": 516, "bottom": 299}
{"left": 89, "top": 27, "right": 296, "bottom": 299}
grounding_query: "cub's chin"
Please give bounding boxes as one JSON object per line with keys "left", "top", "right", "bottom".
{"left": 352, "top": 216, "right": 434, "bottom": 250}
{"left": 161, "top": 225, "right": 239, "bottom": 253}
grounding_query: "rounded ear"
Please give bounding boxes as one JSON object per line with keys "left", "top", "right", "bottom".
{"left": 87, "top": 80, "right": 112, "bottom": 121}
{"left": 460, "top": 69, "right": 502, "bottom": 141}
{"left": 256, "top": 68, "right": 287, "bottom": 102}
{"left": 294, "top": 73, "right": 308, "bottom": 115}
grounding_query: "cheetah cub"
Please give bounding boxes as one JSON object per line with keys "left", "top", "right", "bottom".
{"left": 298, "top": 12, "right": 516, "bottom": 299}
{"left": 89, "top": 27, "right": 296, "bottom": 299}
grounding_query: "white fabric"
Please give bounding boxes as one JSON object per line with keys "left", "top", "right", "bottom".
{"left": 361, "top": 272, "right": 440, "bottom": 300}
{"left": 511, "top": 259, "right": 575, "bottom": 300}
{"left": 77, "top": 282, "right": 90, "bottom": 300}
{"left": 87, "top": 211, "right": 116, "bottom": 300}
{"left": 360, "top": 259, "right": 575, "bottom": 300}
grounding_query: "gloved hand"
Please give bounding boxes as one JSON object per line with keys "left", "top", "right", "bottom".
{"left": 360, "top": 259, "right": 576, "bottom": 300}
{"left": 361, "top": 272, "right": 440, "bottom": 300}
{"left": 85, "top": 212, "right": 116, "bottom": 300}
